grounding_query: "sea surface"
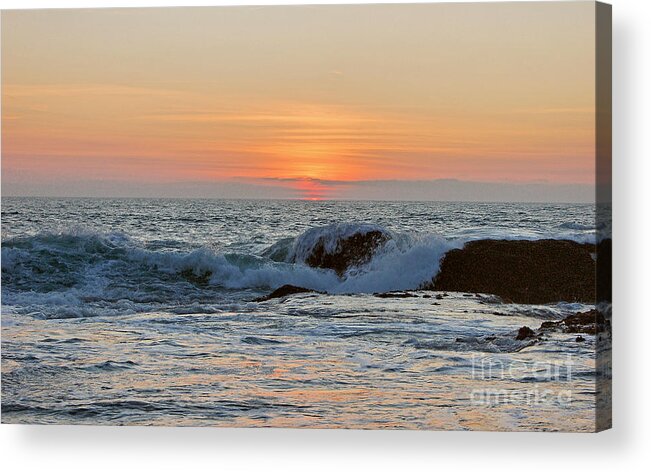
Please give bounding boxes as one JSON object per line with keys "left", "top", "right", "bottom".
{"left": 1, "top": 198, "right": 606, "bottom": 430}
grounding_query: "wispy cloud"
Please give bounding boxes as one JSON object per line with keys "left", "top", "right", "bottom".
{"left": 2, "top": 176, "right": 595, "bottom": 203}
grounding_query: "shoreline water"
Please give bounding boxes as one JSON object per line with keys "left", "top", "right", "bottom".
{"left": 1, "top": 198, "right": 610, "bottom": 431}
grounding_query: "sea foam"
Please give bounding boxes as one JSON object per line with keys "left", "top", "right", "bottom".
{"left": 1, "top": 221, "right": 600, "bottom": 318}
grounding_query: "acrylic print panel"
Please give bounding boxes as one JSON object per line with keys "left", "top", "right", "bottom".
{"left": 0, "top": 1, "right": 611, "bottom": 431}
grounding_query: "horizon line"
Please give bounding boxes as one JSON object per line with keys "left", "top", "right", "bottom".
{"left": 1, "top": 194, "right": 597, "bottom": 205}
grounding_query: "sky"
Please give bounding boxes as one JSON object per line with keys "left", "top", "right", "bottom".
{"left": 2, "top": 3, "right": 597, "bottom": 202}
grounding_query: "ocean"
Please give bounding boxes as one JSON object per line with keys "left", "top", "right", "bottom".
{"left": 1, "top": 197, "right": 607, "bottom": 430}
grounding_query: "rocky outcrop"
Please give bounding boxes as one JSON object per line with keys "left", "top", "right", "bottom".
{"left": 539, "top": 309, "right": 609, "bottom": 335}
{"left": 516, "top": 326, "right": 536, "bottom": 340}
{"left": 428, "top": 239, "right": 597, "bottom": 304}
{"left": 254, "top": 284, "right": 319, "bottom": 301}
{"left": 512, "top": 309, "right": 610, "bottom": 342}
{"left": 299, "top": 229, "right": 390, "bottom": 276}
{"left": 374, "top": 291, "right": 418, "bottom": 299}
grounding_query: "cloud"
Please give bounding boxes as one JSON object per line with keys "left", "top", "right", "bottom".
{"left": 231, "top": 177, "right": 595, "bottom": 203}
{"left": 2, "top": 176, "right": 594, "bottom": 203}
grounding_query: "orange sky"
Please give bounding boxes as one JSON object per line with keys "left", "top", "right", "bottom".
{"left": 1, "top": 3, "right": 597, "bottom": 200}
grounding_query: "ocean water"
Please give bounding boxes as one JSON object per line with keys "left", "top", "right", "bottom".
{"left": 1, "top": 197, "right": 606, "bottom": 430}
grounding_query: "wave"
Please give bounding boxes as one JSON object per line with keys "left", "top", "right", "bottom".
{"left": 557, "top": 221, "right": 594, "bottom": 231}
{"left": 1, "top": 223, "right": 602, "bottom": 318}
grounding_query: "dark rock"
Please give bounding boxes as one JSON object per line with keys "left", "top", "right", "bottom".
{"left": 254, "top": 284, "right": 319, "bottom": 302}
{"left": 516, "top": 326, "right": 536, "bottom": 341}
{"left": 563, "top": 309, "right": 605, "bottom": 327}
{"left": 422, "top": 294, "right": 432, "bottom": 299}
{"left": 486, "top": 309, "right": 609, "bottom": 348}
{"left": 374, "top": 292, "right": 417, "bottom": 299}
{"left": 435, "top": 294, "right": 444, "bottom": 300}
{"left": 540, "top": 321, "right": 557, "bottom": 330}
{"left": 561, "top": 309, "right": 607, "bottom": 335}
{"left": 428, "top": 239, "right": 596, "bottom": 304}
{"left": 537, "top": 309, "right": 609, "bottom": 335}
{"left": 302, "top": 230, "right": 390, "bottom": 276}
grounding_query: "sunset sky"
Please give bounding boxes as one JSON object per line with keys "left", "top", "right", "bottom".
{"left": 2, "top": 3, "right": 597, "bottom": 201}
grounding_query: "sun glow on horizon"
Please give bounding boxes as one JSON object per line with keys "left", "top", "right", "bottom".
{"left": 2, "top": 4, "right": 597, "bottom": 200}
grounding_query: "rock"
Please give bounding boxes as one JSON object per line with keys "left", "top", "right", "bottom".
{"left": 254, "top": 284, "right": 318, "bottom": 302}
{"left": 487, "top": 309, "right": 609, "bottom": 348}
{"left": 540, "top": 321, "right": 557, "bottom": 330}
{"left": 296, "top": 226, "right": 391, "bottom": 276}
{"left": 561, "top": 309, "right": 608, "bottom": 335}
{"left": 428, "top": 239, "right": 597, "bottom": 304}
{"left": 538, "top": 309, "right": 609, "bottom": 335}
{"left": 374, "top": 292, "right": 417, "bottom": 298}
{"left": 516, "top": 326, "right": 536, "bottom": 340}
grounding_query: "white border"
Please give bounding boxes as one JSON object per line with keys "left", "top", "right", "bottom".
{"left": 1, "top": 0, "right": 650, "bottom": 470}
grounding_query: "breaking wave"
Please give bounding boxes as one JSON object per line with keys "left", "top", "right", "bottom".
{"left": 1, "top": 225, "right": 457, "bottom": 318}
{"left": 1, "top": 221, "right": 600, "bottom": 319}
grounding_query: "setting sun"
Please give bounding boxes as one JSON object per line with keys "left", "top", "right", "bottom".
{"left": 2, "top": 4, "right": 597, "bottom": 201}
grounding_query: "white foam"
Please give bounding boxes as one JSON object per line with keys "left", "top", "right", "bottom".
{"left": 1, "top": 223, "right": 608, "bottom": 318}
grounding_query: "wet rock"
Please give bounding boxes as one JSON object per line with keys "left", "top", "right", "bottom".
{"left": 561, "top": 309, "right": 608, "bottom": 335}
{"left": 300, "top": 229, "right": 390, "bottom": 276}
{"left": 254, "top": 284, "right": 319, "bottom": 302}
{"left": 374, "top": 291, "right": 418, "bottom": 299}
{"left": 538, "top": 309, "right": 609, "bottom": 335}
{"left": 576, "top": 336, "right": 586, "bottom": 342}
{"left": 516, "top": 326, "right": 536, "bottom": 341}
{"left": 428, "top": 239, "right": 596, "bottom": 304}
{"left": 539, "top": 321, "right": 557, "bottom": 330}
